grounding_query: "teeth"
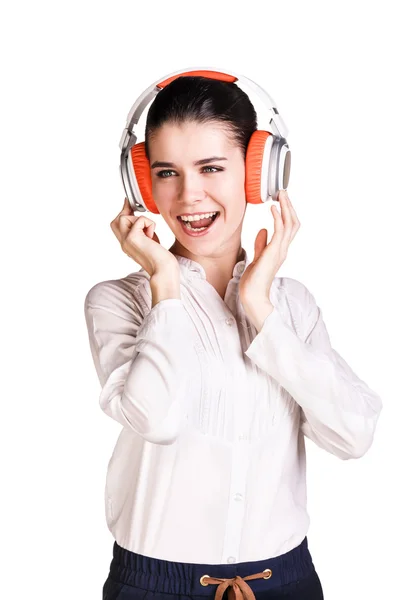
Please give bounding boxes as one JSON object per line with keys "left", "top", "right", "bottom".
{"left": 180, "top": 211, "right": 218, "bottom": 222}
{"left": 183, "top": 223, "right": 209, "bottom": 231}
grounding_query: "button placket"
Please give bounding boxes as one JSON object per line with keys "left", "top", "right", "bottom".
{"left": 221, "top": 436, "right": 250, "bottom": 565}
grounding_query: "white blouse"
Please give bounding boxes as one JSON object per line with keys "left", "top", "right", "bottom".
{"left": 84, "top": 248, "right": 382, "bottom": 565}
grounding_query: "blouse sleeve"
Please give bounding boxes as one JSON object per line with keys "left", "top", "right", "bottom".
{"left": 84, "top": 280, "right": 201, "bottom": 445}
{"left": 244, "top": 279, "right": 383, "bottom": 460}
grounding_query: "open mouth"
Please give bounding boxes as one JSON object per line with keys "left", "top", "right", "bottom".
{"left": 177, "top": 212, "right": 220, "bottom": 236}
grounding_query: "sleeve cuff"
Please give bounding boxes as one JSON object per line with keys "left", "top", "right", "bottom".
{"left": 245, "top": 307, "right": 291, "bottom": 358}
{"left": 135, "top": 298, "right": 185, "bottom": 339}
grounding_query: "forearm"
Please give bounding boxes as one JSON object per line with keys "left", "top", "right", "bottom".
{"left": 244, "top": 305, "right": 383, "bottom": 459}
{"left": 85, "top": 271, "right": 198, "bottom": 446}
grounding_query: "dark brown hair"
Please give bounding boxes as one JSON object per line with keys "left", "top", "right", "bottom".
{"left": 144, "top": 75, "right": 258, "bottom": 160}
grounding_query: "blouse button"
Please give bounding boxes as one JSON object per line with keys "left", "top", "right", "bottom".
{"left": 227, "top": 556, "right": 236, "bottom": 564}
{"left": 225, "top": 317, "right": 235, "bottom": 326}
{"left": 234, "top": 493, "right": 243, "bottom": 501}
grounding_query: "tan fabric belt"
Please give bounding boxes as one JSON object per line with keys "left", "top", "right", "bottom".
{"left": 199, "top": 568, "right": 272, "bottom": 599}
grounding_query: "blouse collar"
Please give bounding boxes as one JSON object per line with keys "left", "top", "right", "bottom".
{"left": 173, "top": 248, "right": 251, "bottom": 281}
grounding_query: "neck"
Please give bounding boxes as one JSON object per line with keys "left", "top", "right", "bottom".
{"left": 169, "top": 241, "right": 245, "bottom": 280}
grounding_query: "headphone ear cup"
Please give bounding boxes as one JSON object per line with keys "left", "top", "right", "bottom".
{"left": 245, "top": 130, "right": 273, "bottom": 205}
{"left": 130, "top": 142, "right": 160, "bottom": 214}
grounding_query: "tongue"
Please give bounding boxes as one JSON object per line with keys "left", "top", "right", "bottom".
{"left": 189, "top": 216, "right": 214, "bottom": 228}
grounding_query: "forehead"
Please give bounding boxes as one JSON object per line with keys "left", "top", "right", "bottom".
{"left": 149, "top": 121, "right": 236, "bottom": 157}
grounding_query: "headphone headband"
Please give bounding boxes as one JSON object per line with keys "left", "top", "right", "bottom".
{"left": 119, "top": 66, "right": 289, "bottom": 154}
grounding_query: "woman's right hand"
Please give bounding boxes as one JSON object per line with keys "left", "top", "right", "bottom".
{"left": 110, "top": 198, "right": 179, "bottom": 278}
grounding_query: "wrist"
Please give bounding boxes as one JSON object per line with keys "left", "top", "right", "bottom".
{"left": 241, "top": 299, "right": 274, "bottom": 332}
{"left": 150, "top": 270, "right": 181, "bottom": 307}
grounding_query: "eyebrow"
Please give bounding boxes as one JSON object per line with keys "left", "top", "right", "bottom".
{"left": 150, "top": 156, "right": 228, "bottom": 169}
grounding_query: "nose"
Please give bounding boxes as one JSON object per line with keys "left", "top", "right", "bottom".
{"left": 178, "top": 172, "right": 207, "bottom": 204}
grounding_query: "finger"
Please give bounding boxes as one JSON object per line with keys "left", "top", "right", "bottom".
{"left": 144, "top": 221, "right": 155, "bottom": 240}
{"left": 110, "top": 218, "right": 121, "bottom": 242}
{"left": 269, "top": 204, "right": 284, "bottom": 249}
{"left": 284, "top": 192, "right": 300, "bottom": 226}
{"left": 280, "top": 191, "right": 294, "bottom": 248}
{"left": 110, "top": 198, "right": 133, "bottom": 231}
{"left": 120, "top": 214, "right": 155, "bottom": 242}
{"left": 121, "top": 197, "right": 133, "bottom": 215}
{"left": 146, "top": 223, "right": 161, "bottom": 243}
{"left": 254, "top": 228, "right": 268, "bottom": 261}
{"left": 278, "top": 190, "right": 297, "bottom": 247}
{"left": 284, "top": 192, "right": 301, "bottom": 242}
{"left": 119, "top": 214, "right": 139, "bottom": 238}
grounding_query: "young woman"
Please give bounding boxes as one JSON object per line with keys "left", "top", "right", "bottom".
{"left": 84, "top": 73, "right": 383, "bottom": 599}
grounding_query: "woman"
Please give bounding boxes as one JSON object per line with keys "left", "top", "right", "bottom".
{"left": 84, "top": 74, "right": 383, "bottom": 599}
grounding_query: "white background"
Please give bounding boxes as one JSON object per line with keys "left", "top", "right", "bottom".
{"left": 1, "top": 1, "right": 398, "bottom": 598}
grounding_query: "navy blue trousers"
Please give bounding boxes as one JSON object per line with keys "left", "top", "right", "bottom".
{"left": 102, "top": 536, "right": 324, "bottom": 599}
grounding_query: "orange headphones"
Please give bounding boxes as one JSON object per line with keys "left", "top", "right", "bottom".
{"left": 119, "top": 67, "right": 291, "bottom": 214}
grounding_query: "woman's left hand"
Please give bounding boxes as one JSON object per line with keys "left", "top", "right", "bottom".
{"left": 238, "top": 189, "right": 301, "bottom": 307}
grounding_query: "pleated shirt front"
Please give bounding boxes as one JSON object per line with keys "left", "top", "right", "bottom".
{"left": 84, "top": 249, "right": 382, "bottom": 564}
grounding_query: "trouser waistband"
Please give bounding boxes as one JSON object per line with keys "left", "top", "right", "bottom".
{"left": 109, "top": 536, "right": 315, "bottom": 597}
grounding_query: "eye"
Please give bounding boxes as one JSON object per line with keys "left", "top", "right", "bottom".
{"left": 156, "top": 169, "right": 175, "bottom": 178}
{"left": 202, "top": 166, "right": 223, "bottom": 173}
{"left": 155, "top": 166, "right": 224, "bottom": 178}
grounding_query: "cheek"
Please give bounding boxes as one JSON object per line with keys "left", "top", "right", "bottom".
{"left": 224, "top": 168, "right": 245, "bottom": 191}
{"left": 210, "top": 175, "right": 241, "bottom": 198}
{"left": 225, "top": 175, "right": 246, "bottom": 204}
{"left": 151, "top": 179, "right": 175, "bottom": 205}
